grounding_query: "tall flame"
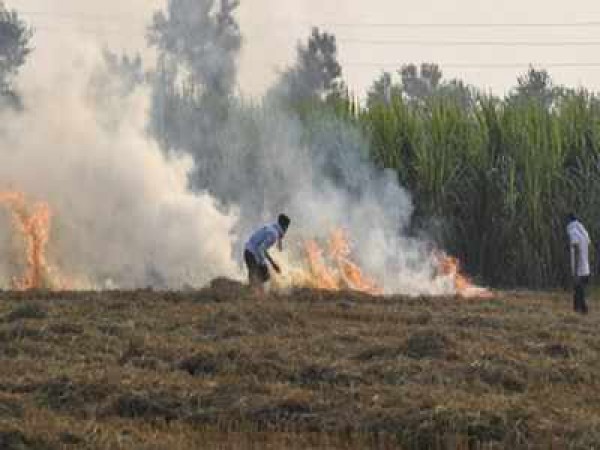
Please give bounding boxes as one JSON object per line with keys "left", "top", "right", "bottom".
{"left": 0, "top": 191, "right": 61, "bottom": 290}
{"left": 304, "top": 240, "right": 342, "bottom": 290}
{"left": 327, "top": 229, "right": 383, "bottom": 295}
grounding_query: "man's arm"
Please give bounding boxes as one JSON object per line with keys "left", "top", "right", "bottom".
{"left": 571, "top": 243, "right": 580, "bottom": 278}
{"left": 264, "top": 251, "right": 281, "bottom": 273}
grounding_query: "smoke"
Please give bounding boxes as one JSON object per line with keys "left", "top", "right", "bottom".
{"left": 0, "top": 36, "right": 239, "bottom": 289}
{"left": 203, "top": 99, "right": 453, "bottom": 295}
{"left": 0, "top": 1, "right": 457, "bottom": 296}
{"left": 143, "top": 0, "right": 454, "bottom": 295}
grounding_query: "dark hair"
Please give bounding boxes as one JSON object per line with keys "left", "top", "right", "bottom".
{"left": 278, "top": 214, "right": 291, "bottom": 232}
{"left": 565, "top": 213, "right": 577, "bottom": 224}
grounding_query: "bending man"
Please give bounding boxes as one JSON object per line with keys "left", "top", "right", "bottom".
{"left": 244, "top": 214, "right": 291, "bottom": 294}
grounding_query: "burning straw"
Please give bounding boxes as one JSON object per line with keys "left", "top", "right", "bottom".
{"left": 278, "top": 228, "right": 491, "bottom": 298}
{"left": 0, "top": 191, "right": 66, "bottom": 290}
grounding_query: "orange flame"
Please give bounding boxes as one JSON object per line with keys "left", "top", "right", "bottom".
{"left": 0, "top": 191, "right": 65, "bottom": 290}
{"left": 304, "top": 239, "right": 341, "bottom": 290}
{"left": 436, "top": 252, "right": 492, "bottom": 298}
{"left": 329, "top": 229, "right": 383, "bottom": 294}
{"left": 301, "top": 229, "right": 383, "bottom": 295}
{"left": 438, "top": 254, "right": 470, "bottom": 292}
{"left": 295, "top": 229, "right": 490, "bottom": 298}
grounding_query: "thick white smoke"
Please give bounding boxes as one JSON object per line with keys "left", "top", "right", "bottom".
{"left": 214, "top": 103, "right": 454, "bottom": 295}
{"left": 0, "top": 36, "right": 240, "bottom": 289}
{"left": 0, "top": 4, "right": 459, "bottom": 296}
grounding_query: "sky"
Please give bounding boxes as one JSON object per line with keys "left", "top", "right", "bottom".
{"left": 7, "top": 0, "right": 600, "bottom": 98}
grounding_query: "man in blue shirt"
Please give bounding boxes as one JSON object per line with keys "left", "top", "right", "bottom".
{"left": 244, "top": 214, "right": 291, "bottom": 293}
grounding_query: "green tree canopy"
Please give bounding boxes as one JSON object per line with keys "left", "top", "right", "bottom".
{"left": 276, "top": 27, "right": 343, "bottom": 104}
{"left": 0, "top": 1, "right": 33, "bottom": 105}
{"left": 148, "top": 0, "right": 241, "bottom": 98}
{"left": 509, "top": 66, "right": 556, "bottom": 109}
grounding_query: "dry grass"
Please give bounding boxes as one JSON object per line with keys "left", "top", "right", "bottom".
{"left": 0, "top": 280, "right": 598, "bottom": 449}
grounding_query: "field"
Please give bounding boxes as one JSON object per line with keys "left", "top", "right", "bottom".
{"left": 0, "top": 279, "right": 598, "bottom": 449}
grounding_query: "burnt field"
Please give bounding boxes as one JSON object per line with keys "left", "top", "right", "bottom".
{"left": 0, "top": 279, "right": 598, "bottom": 449}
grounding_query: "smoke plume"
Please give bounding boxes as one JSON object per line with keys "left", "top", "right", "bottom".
{"left": 0, "top": 2, "right": 459, "bottom": 295}
{"left": 196, "top": 98, "right": 455, "bottom": 295}
{"left": 0, "top": 36, "right": 239, "bottom": 289}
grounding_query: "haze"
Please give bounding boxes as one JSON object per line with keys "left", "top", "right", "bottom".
{"left": 9, "top": 0, "right": 600, "bottom": 97}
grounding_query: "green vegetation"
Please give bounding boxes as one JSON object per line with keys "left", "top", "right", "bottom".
{"left": 144, "top": 0, "right": 600, "bottom": 290}
{"left": 318, "top": 84, "right": 600, "bottom": 288}
{"left": 0, "top": 1, "right": 32, "bottom": 107}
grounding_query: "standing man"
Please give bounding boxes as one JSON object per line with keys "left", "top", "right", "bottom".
{"left": 244, "top": 214, "right": 291, "bottom": 294}
{"left": 566, "top": 213, "right": 591, "bottom": 314}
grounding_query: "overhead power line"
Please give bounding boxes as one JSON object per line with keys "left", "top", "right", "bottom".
{"left": 27, "top": 24, "right": 600, "bottom": 48}
{"left": 13, "top": 11, "right": 600, "bottom": 28}
{"left": 32, "top": 25, "right": 144, "bottom": 36}
{"left": 340, "top": 39, "right": 600, "bottom": 47}
{"left": 18, "top": 10, "right": 141, "bottom": 22}
{"left": 345, "top": 62, "right": 600, "bottom": 69}
{"left": 16, "top": 10, "right": 600, "bottom": 59}
{"left": 318, "top": 21, "right": 600, "bottom": 28}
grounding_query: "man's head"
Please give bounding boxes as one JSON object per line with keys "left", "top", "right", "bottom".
{"left": 278, "top": 214, "right": 291, "bottom": 235}
{"left": 565, "top": 213, "right": 577, "bottom": 226}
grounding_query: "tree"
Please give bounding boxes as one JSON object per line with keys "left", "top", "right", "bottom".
{"left": 147, "top": 0, "right": 242, "bottom": 191}
{"left": 399, "top": 63, "right": 442, "bottom": 103}
{"left": 102, "top": 50, "right": 144, "bottom": 93}
{"left": 366, "top": 64, "right": 476, "bottom": 110}
{"left": 0, "top": 2, "right": 33, "bottom": 106}
{"left": 87, "top": 50, "right": 146, "bottom": 131}
{"left": 436, "top": 79, "right": 478, "bottom": 111}
{"left": 90, "top": 49, "right": 144, "bottom": 102}
{"left": 509, "top": 66, "right": 556, "bottom": 109}
{"left": 148, "top": 0, "right": 241, "bottom": 99}
{"left": 276, "top": 27, "right": 343, "bottom": 104}
{"left": 147, "top": 0, "right": 241, "bottom": 148}
{"left": 366, "top": 71, "right": 402, "bottom": 108}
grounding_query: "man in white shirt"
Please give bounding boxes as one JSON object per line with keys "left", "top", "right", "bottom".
{"left": 566, "top": 213, "right": 591, "bottom": 314}
{"left": 244, "top": 214, "right": 290, "bottom": 294}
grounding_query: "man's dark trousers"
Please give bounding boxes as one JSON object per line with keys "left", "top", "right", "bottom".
{"left": 574, "top": 276, "right": 590, "bottom": 314}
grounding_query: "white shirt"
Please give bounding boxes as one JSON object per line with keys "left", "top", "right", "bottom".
{"left": 567, "top": 220, "right": 591, "bottom": 277}
{"left": 244, "top": 223, "right": 283, "bottom": 265}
